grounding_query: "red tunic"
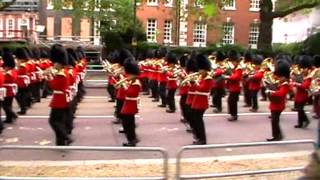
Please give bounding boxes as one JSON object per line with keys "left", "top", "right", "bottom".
{"left": 191, "top": 75, "right": 214, "bottom": 110}
{"left": 49, "top": 70, "right": 70, "bottom": 108}
{"left": 249, "top": 70, "right": 264, "bottom": 91}
{"left": 212, "top": 69, "right": 225, "bottom": 89}
{"left": 16, "top": 62, "right": 30, "bottom": 88}
{"left": 166, "top": 69, "right": 178, "bottom": 90}
{"left": 121, "top": 79, "right": 141, "bottom": 115}
{"left": 227, "top": 68, "right": 243, "bottom": 93}
{"left": 4, "top": 69, "right": 18, "bottom": 97}
{"left": 269, "top": 82, "right": 290, "bottom": 112}
{"left": 294, "top": 77, "right": 312, "bottom": 103}
{"left": 179, "top": 70, "right": 189, "bottom": 95}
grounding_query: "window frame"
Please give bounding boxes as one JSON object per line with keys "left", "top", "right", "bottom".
{"left": 147, "top": 19, "right": 157, "bottom": 43}
{"left": 6, "top": 18, "right": 15, "bottom": 38}
{"left": 222, "top": 22, "right": 235, "bottom": 45}
{"left": 164, "top": 0, "right": 173, "bottom": 7}
{"left": 163, "top": 20, "right": 173, "bottom": 44}
{"left": 223, "top": 0, "right": 236, "bottom": 11}
{"left": 249, "top": 0, "right": 260, "bottom": 12}
{"left": 193, "top": 22, "right": 207, "bottom": 47}
{"left": 147, "top": 0, "right": 158, "bottom": 6}
{"left": 248, "top": 23, "right": 260, "bottom": 49}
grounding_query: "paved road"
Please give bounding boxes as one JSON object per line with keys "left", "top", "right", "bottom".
{"left": 0, "top": 87, "right": 318, "bottom": 160}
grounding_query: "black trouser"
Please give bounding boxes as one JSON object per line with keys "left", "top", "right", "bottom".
{"left": 213, "top": 88, "right": 224, "bottom": 111}
{"left": 141, "top": 78, "right": 149, "bottom": 93}
{"left": 261, "top": 86, "right": 267, "bottom": 100}
{"left": 228, "top": 92, "right": 239, "bottom": 117}
{"left": 31, "top": 82, "right": 41, "bottom": 102}
{"left": 243, "top": 84, "right": 251, "bottom": 106}
{"left": 107, "top": 84, "right": 116, "bottom": 101}
{"left": 185, "top": 105, "right": 193, "bottom": 128}
{"left": 180, "top": 95, "right": 188, "bottom": 120}
{"left": 150, "top": 80, "right": 159, "bottom": 99}
{"left": 159, "top": 82, "right": 167, "bottom": 105}
{"left": 3, "top": 97, "right": 17, "bottom": 122}
{"left": 66, "top": 98, "right": 77, "bottom": 134}
{"left": 270, "top": 111, "right": 282, "bottom": 139}
{"left": 167, "top": 89, "right": 176, "bottom": 111}
{"left": 121, "top": 114, "right": 136, "bottom": 142}
{"left": 16, "top": 87, "right": 28, "bottom": 113}
{"left": 77, "top": 81, "right": 86, "bottom": 100}
{"left": 296, "top": 102, "right": 309, "bottom": 126}
{"left": 251, "top": 90, "right": 259, "bottom": 110}
{"left": 41, "top": 80, "right": 51, "bottom": 98}
{"left": 115, "top": 99, "right": 124, "bottom": 119}
{"left": 49, "top": 108, "right": 69, "bottom": 145}
{"left": 190, "top": 109, "right": 206, "bottom": 143}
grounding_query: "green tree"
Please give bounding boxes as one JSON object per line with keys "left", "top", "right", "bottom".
{"left": 0, "top": 0, "right": 17, "bottom": 11}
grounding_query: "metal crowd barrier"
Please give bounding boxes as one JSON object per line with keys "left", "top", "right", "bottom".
{"left": 175, "top": 139, "right": 317, "bottom": 179}
{"left": 0, "top": 145, "right": 169, "bottom": 180}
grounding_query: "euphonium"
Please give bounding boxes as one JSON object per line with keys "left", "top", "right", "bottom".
{"left": 290, "top": 64, "right": 304, "bottom": 83}
{"left": 263, "top": 71, "right": 279, "bottom": 91}
{"left": 261, "top": 58, "right": 274, "bottom": 71}
{"left": 180, "top": 72, "right": 199, "bottom": 86}
{"left": 309, "top": 68, "right": 320, "bottom": 95}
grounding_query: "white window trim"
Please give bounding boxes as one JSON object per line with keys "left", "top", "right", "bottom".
{"left": 47, "top": 0, "right": 53, "bottom": 10}
{"left": 18, "top": 18, "right": 30, "bottom": 30}
{"left": 194, "top": 1, "right": 204, "bottom": 8}
{"left": 193, "top": 23, "right": 207, "bottom": 47}
{"left": 249, "top": 23, "right": 259, "bottom": 49}
{"left": 147, "top": 19, "right": 157, "bottom": 43}
{"left": 147, "top": 0, "right": 158, "bottom": 6}
{"left": 6, "top": 18, "right": 15, "bottom": 38}
{"left": 164, "top": 0, "right": 173, "bottom": 8}
{"left": 163, "top": 20, "right": 172, "bottom": 44}
{"left": 249, "top": 0, "right": 260, "bottom": 12}
{"left": 223, "top": 0, "right": 236, "bottom": 11}
{"left": 222, "top": 23, "right": 235, "bottom": 45}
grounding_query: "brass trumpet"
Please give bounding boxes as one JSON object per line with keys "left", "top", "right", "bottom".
{"left": 114, "top": 77, "right": 128, "bottom": 89}
{"left": 180, "top": 72, "right": 199, "bottom": 86}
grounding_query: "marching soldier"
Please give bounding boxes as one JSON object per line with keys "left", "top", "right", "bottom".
{"left": 189, "top": 54, "right": 213, "bottom": 145}
{"left": 248, "top": 55, "right": 264, "bottom": 112}
{"left": 178, "top": 54, "right": 189, "bottom": 122}
{"left": 292, "top": 55, "right": 312, "bottom": 128}
{"left": 165, "top": 52, "right": 178, "bottom": 113}
{"left": 157, "top": 50, "right": 168, "bottom": 108}
{"left": 211, "top": 51, "right": 226, "bottom": 113}
{"left": 266, "top": 60, "right": 290, "bottom": 141}
{"left": 48, "top": 44, "right": 72, "bottom": 146}
{"left": 31, "top": 47, "right": 43, "bottom": 103}
{"left": 225, "top": 50, "right": 242, "bottom": 121}
{"left": 39, "top": 48, "right": 52, "bottom": 98}
{"left": 312, "top": 55, "right": 320, "bottom": 119}
{"left": 15, "top": 48, "right": 31, "bottom": 115}
{"left": 2, "top": 49, "right": 18, "bottom": 124}
{"left": 121, "top": 57, "right": 141, "bottom": 146}
{"left": 0, "top": 53, "right": 5, "bottom": 133}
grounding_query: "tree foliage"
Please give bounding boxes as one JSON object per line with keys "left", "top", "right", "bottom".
{"left": 0, "top": 0, "right": 17, "bottom": 11}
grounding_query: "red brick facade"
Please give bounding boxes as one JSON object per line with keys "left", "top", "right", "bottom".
{"left": 137, "top": 0, "right": 260, "bottom": 48}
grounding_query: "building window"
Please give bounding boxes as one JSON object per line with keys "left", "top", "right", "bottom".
{"left": 249, "top": 23, "right": 259, "bottom": 49}
{"left": 47, "top": 0, "right": 53, "bottom": 9}
{"left": 164, "top": 0, "right": 173, "bottom": 7}
{"left": 0, "top": 19, "right": 2, "bottom": 38}
{"left": 223, "top": 0, "right": 236, "bottom": 10}
{"left": 147, "top": 19, "right": 157, "bottom": 42}
{"left": 80, "top": 18, "right": 91, "bottom": 41}
{"left": 147, "top": 0, "right": 158, "bottom": 6}
{"left": 46, "top": 17, "right": 54, "bottom": 40}
{"left": 6, "top": 19, "right": 14, "bottom": 38}
{"left": 193, "top": 22, "right": 207, "bottom": 47}
{"left": 163, "top": 20, "right": 172, "bottom": 44}
{"left": 61, "top": 17, "right": 72, "bottom": 40}
{"left": 222, "top": 23, "right": 234, "bottom": 45}
{"left": 250, "top": 0, "right": 260, "bottom": 11}
{"left": 194, "top": 0, "right": 204, "bottom": 8}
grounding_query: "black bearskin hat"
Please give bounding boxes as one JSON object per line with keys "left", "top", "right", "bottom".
{"left": 313, "top": 55, "right": 320, "bottom": 68}
{"left": 228, "top": 50, "right": 239, "bottom": 62}
{"left": 2, "top": 49, "right": 16, "bottom": 68}
{"left": 197, "top": 54, "right": 211, "bottom": 71}
{"left": 252, "top": 54, "right": 263, "bottom": 65}
{"left": 15, "top": 47, "right": 30, "bottom": 60}
{"left": 186, "top": 56, "right": 198, "bottom": 72}
{"left": 118, "top": 49, "right": 133, "bottom": 66}
{"left": 179, "top": 54, "right": 189, "bottom": 67}
{"left": 124, "top": 57, "right": 140, "bottom": 75}
{"left": 50, "top": 44, "right": 68, "bottom": 66}
{"left": 67, "top": 48, "right": 77, "bottom": 67}
{"left": 244, "top": 51, "right": 253, "bottom": 62}
{"left": 216, "top": 51, "right": 225, "bottom": 62}
{"left": 274, "top": 60, "right": 290, "bottom": 79}
{"left": 31, "top": 47, "right": 41, "bottom": 60}
{"left": 76, "top": 46, "right": 86, "bottom": 59}
{"left": 166, "top": 52, "right": 177, "bottom": 64}
{"left": 298, "top": 55, "right": 312, "bottom": 69}
{"left": 40, "top": 48, "right": 49, "bottom": 59}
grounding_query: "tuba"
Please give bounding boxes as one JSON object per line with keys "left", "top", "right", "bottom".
{"left": 309, "top": 68, "right": 320, "bottom": 95}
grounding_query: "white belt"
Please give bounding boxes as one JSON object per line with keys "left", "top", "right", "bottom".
{"left": 188, "top": 91, "right": 197, "bottom": 95}
{"left": 194, "top": 91, "right": 210, "bottom": 96}
{"left": 53, "top": 90, "right": 65, "bottom": 94}
{"left": 125, "top": 97, "right": 140, "bottom": 101}
{"left": 18, "top": 75, "right": 30, "bottom": 85}
{"left": 168, "top": 78, "right": 177, "bottom": 81}
{"left": 4, "top": 83, "right": 17, "bottom": 95}
{"left": 0, "top": 87, "right": 6, "bottom": 100}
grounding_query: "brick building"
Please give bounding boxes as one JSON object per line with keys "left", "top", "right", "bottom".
{"left": 0, "top": 0, "right": 38, "bottom": 42}
{"left": 38, "top": 0, "right": 101, "bottom": 45}
{"left": 137, "top": 0, "right": 260, "bottom": 48}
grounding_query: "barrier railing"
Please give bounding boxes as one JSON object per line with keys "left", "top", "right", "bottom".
{"left": 0, "top": 145, "right": 169, "bottom": 180}
{"left": 175, "top": 139, "right": 316, "bottom": 179}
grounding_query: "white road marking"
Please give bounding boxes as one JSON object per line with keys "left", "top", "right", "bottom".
{"left": 204, "top": 111, "right": 310, "bottom": 117}
{"left": 1, "top": 115, "right": 140, "bottom": 119}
